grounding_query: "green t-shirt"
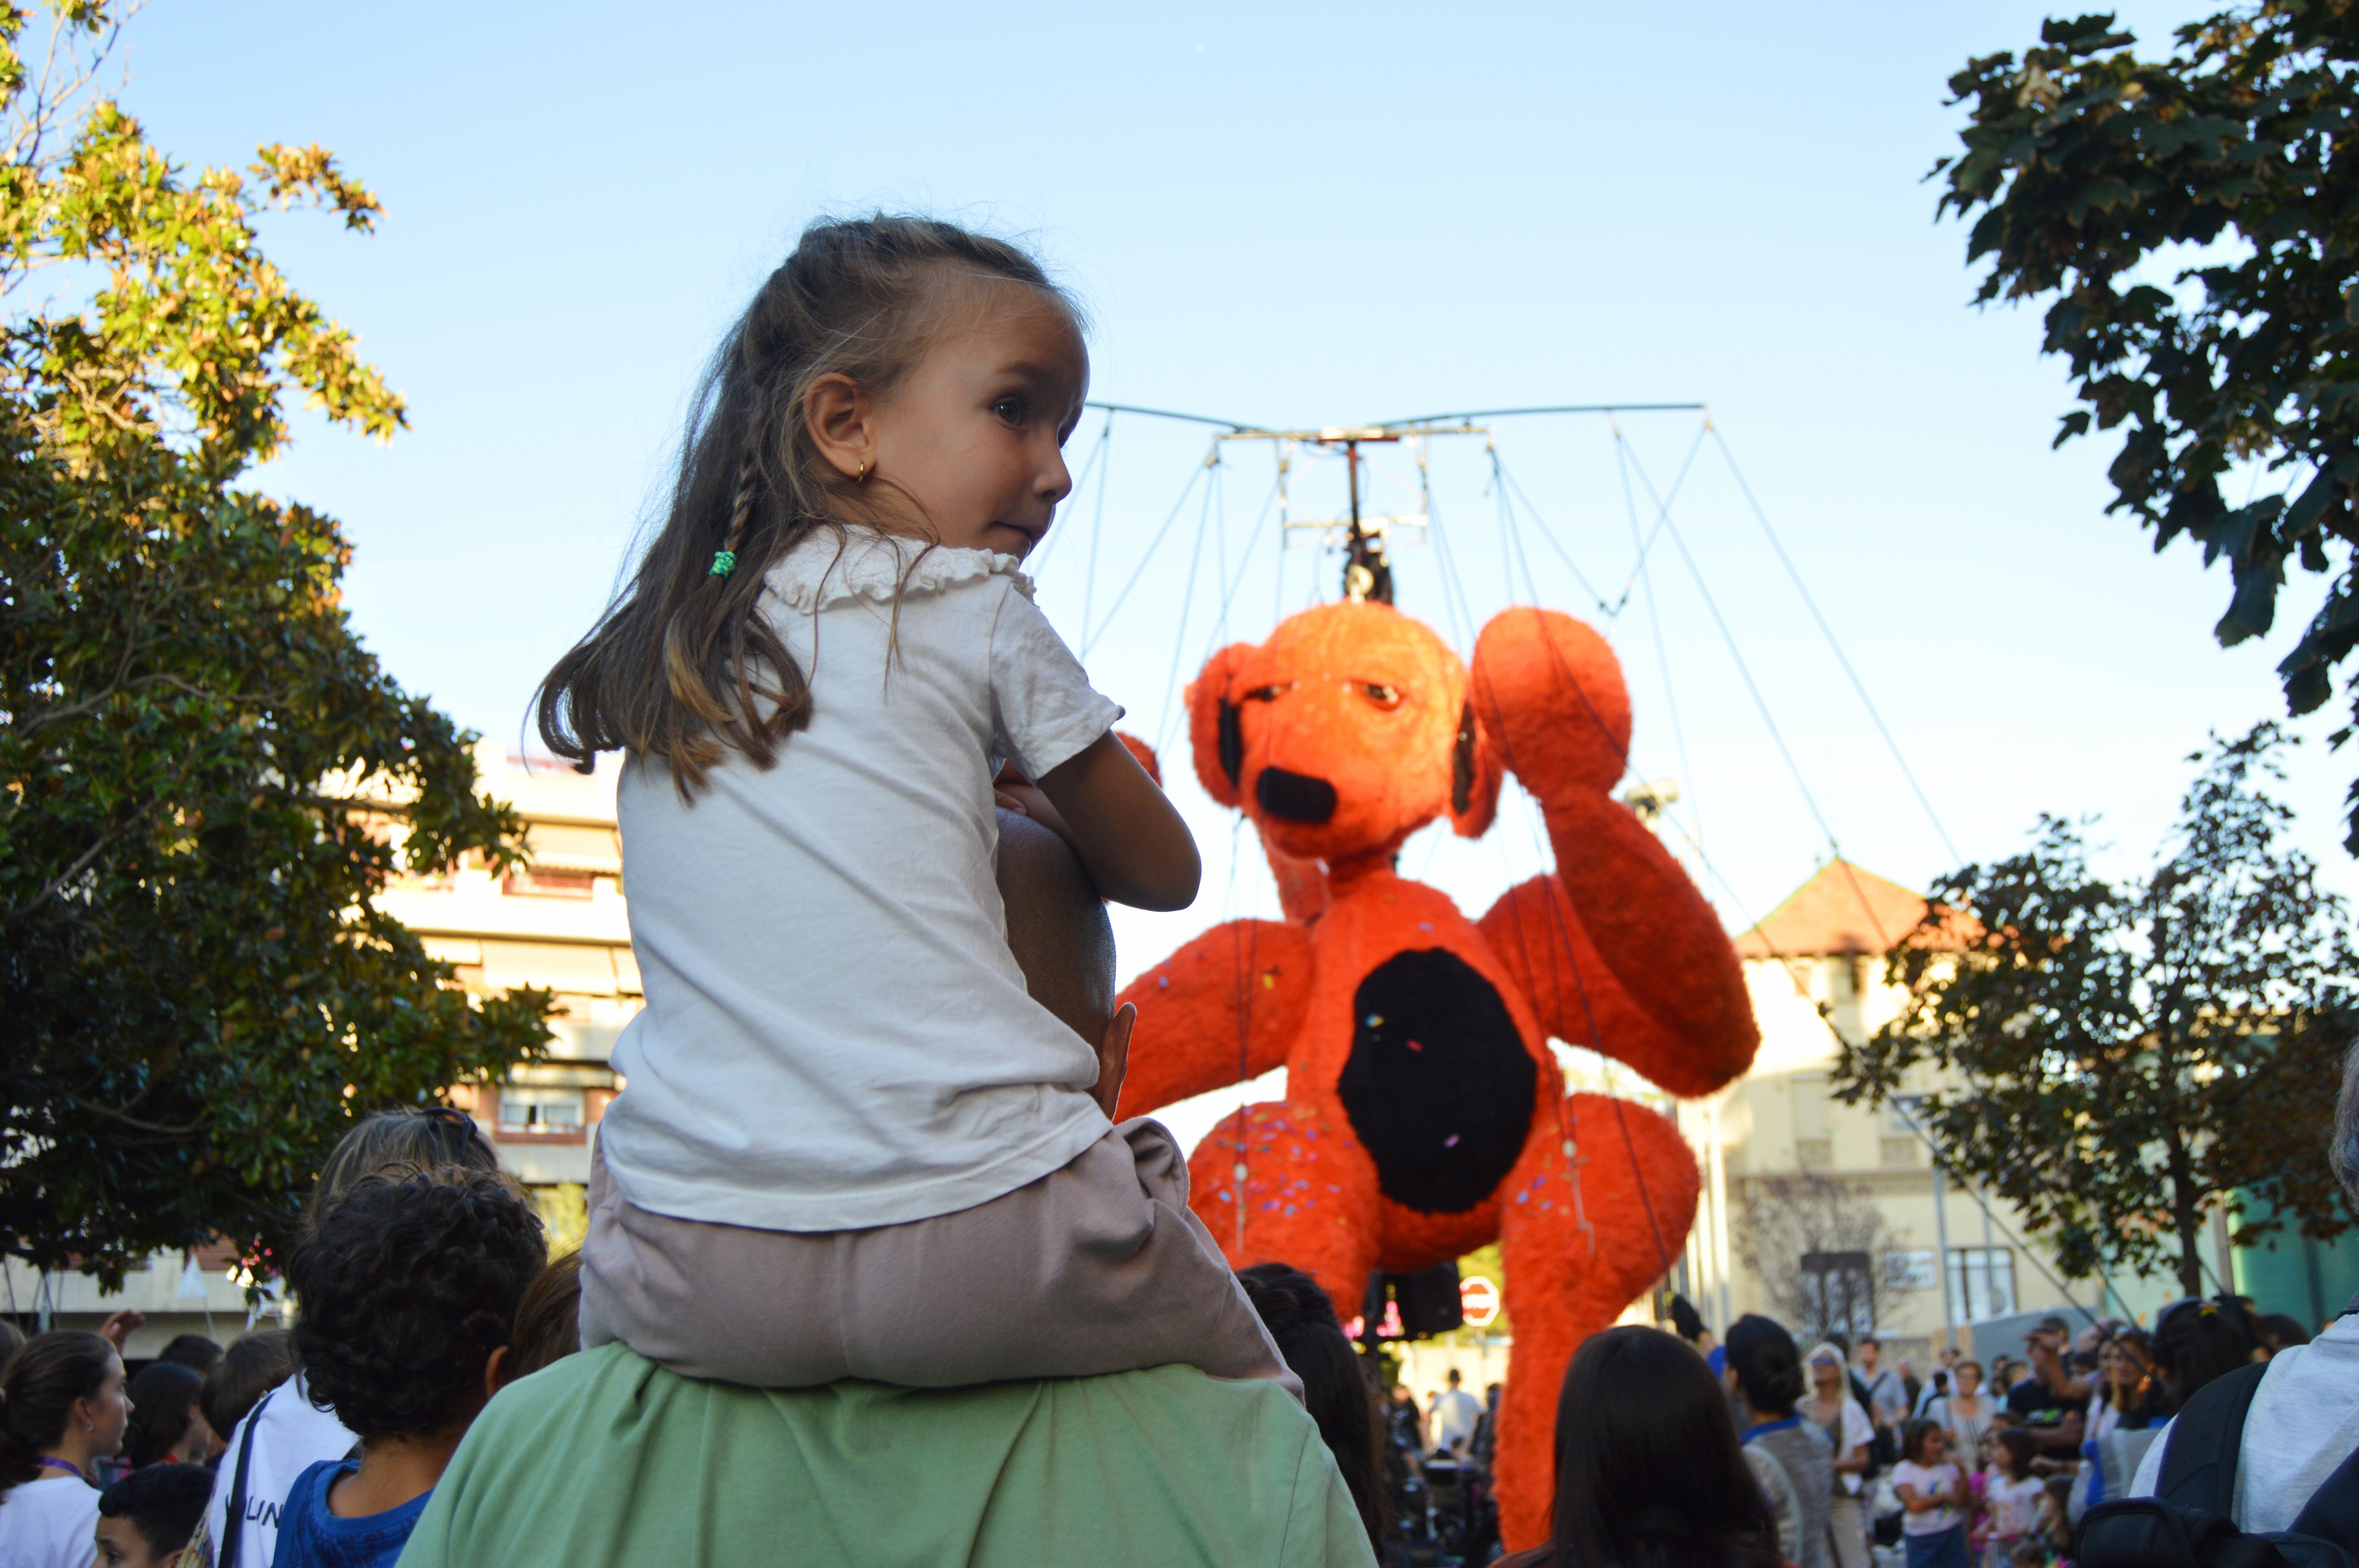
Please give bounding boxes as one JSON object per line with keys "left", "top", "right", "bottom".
{"left": 397, "top": 1345, "right": 1375, "bottom": 1568}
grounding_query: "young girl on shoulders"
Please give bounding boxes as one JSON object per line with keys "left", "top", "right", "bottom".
{"left": 540, "top": 214, "right": 1291, "bottom": 1392}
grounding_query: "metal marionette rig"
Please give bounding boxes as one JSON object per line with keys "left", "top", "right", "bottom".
{"left": 1083, "top": 403, "right": 1705, "bottom": 606}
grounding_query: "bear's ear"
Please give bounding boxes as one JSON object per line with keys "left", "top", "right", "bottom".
{"left": 1185, "top": 644, "right": 1256, "bottom": 809}
{"left": 1448, "top": 698, "right": 1503, "bottom": 838}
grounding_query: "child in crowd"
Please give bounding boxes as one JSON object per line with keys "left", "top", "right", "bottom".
{"left": 1967, "top": 1428, "right": 2000, "bottom": 1564}
{"left": 195, "top": 1331, "right": 294, "bottom": 1459}
{"left": 1984, "top": 1428, "right": 2045, "bottom": 1568}
{"left": 272, "top": 1167, "right": 544, "bottom": 1568}
{"left": 2035, "top": 1476, "right": 2075, "bottom": 1562}
{"left": 192, "top": 1105, "right": 501, "bottom": 1568}
{"left": 120, "top": 1362, "right": 212, "bottom": 1471}
{"left": 1891, "top": 1419, "right": 1971, "bottom": 1568}
{"left": 94, "top": 1465, "right": 213, "bottom": 1568}
{"left": 539, "top": 214, "right": 1290, "bottom": 1392}
{"left": 496, "top": 1250, "right": 585, "bottom": 1389}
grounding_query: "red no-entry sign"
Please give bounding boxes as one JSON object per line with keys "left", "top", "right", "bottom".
{"left": 1460, "top": 1274, "right": 1500, "bottom": 1328}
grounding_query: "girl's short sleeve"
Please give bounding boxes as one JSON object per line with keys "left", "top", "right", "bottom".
{"left": 988, "top": 584, "right": 1122, "bottom": 781}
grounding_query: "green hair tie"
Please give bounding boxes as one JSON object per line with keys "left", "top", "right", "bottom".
{"left": 709, "top": 549, "right": 738, "bottom": 578}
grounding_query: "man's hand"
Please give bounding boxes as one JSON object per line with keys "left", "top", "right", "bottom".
{"left": 98, "top": 1308, "right": 145, "bottom": 1350}
{"left": 1091, "top": 1004, "right": 1134, "bottom": 1121}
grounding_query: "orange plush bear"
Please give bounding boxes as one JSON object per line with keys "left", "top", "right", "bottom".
{"left": 1112, "top": 601, "right": 1759, "bottom": 1552}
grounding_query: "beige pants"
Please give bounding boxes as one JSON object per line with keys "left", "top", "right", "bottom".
{"left": 580, "top": 1118, "right": 1299, "bottom": 1397}
{"left": 1827, "top": 1493, "right": 1871, "bottom": 1568}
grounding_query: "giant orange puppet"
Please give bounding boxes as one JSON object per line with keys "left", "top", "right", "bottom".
{"left": 1112, "top": 601, "right": 1759, "bottom": 1552}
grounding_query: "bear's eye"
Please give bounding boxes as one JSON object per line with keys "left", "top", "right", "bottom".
{"left": 1244, "top": 683, "right": 1293, "bottom": 702}
{"left": 1359, "top": 683, "right": 1403, "bottom": 710}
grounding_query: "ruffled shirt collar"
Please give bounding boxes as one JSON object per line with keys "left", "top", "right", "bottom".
{"left": 765, "top": 526, "right": 1034, "bottom": 612}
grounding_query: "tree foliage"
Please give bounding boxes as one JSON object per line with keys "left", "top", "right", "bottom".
{"left": 1835, "top": 726, "right": 2356, "bottom": 1297}
{"left": 1936, "top": 4, "right": 2359, "bottom": 850}
{"left": 0, "top": 2, "right": 549, "bottom": 1287}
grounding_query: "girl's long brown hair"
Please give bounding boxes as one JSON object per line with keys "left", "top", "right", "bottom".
{"left": 536, "top": 215, "right": 1078, "bottom": 792}
{"left": 0, "top": 1331, "right": 114, "bottom": 1493}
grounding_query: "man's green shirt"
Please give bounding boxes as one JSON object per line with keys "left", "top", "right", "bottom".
{"left": 397, "top": 1345, "right": 1375, "bottom": 1568}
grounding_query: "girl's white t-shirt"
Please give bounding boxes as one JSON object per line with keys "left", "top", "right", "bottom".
{"left": 0, "top": 1474, "right": 100, "bottom": 1568}
{"left": 1889, "top": 1459, "right": 1962, "bottom": 1535}
{"left": 601, "top": 529, "right": 1125, "bottom": 1231}
{"left": 1986, "top": 1471, "right": 2045, "bottom": 1539}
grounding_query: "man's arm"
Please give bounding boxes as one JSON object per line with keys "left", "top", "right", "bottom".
{"left": 2032, "top": 1410, "right": 2085, "bottom": 1457}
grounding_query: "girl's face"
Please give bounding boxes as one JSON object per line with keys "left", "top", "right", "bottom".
{"left": 1918, "top": 1428, "right": 1949, "bottom": 1466}
{"left": 859, "top": 287, "right": 1088, "bottom": 560}
{"left": 78, "top": 1354, "right": 132, "bottom": 1456}
{"left": 1980, "top": 1430, "right": 2002, "bottom": 1469}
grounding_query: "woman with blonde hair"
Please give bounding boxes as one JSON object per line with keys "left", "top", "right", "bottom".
{"left": 1801, "top": 1341, "right": 1875, "bottom": 1568}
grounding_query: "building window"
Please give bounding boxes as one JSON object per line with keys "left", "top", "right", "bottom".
{"left": 1884, "top": 1249, "right": 1938, "bottom": 1291}
{"left": 1946, "top": 1246, "right": 2017, "bottom": 1323}
{"left": 1799, "top": 1249, "right": 1877, "bottom": 1339}
{"left": 1792, "top": 1075, "right": 1831, "bottom": 1169}
{"left": 1791, "top": 1076, "right": 1828, "bottom": 1140}
{"left": 499, "top": 1086, "right": 585, "bottom": 1137}
{"left": 503, "top": 869, "right": 596, "bottom": 899}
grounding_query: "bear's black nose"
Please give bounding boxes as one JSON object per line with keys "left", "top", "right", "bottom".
{"left": 1257, "top": 767, "right": 1337, "bottom": 824}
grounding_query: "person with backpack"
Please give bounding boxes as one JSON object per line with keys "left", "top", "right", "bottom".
{"left": 1855, "top": 1337, "right": 1908, "bottom": 1445}
{"left": 2073, "top": 1045, "right": 2359, "bottom": 1564}
{"left": 1805, "top": 1343, "right": 1876, "bottom": 1568}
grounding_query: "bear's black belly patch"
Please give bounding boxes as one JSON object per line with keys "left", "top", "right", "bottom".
{"left": 1337, "top": 948, "right": 1536, "bottom": 1214}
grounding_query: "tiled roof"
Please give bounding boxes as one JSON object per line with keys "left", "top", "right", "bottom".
{"left": 1734, "top": 859, "right": 1959, "bottom": 958}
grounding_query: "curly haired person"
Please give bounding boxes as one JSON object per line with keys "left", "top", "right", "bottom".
{"left": 272, "top": 1167, "right": 545, "bottom": 1568}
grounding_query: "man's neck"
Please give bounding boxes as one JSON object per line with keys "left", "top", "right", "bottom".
{"left": 329, "top": 1428, "right": 467, "bottom": 1519}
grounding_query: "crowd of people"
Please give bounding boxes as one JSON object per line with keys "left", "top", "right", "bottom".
{"left": 8, "top": 209, "right": 2359, "bottom": 1567}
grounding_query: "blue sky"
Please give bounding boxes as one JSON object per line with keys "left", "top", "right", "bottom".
{"left": 109, "top": 0, "right": 2359, "bottom": 989}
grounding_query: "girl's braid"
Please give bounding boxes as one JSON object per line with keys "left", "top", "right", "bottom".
{"left": 712, "top": 443, "right": 760, "bottom": 579}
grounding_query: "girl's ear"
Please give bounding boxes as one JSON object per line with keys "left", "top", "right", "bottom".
{"left": 1447, "top": 698, "right": 1502, "bottom": 838}
{"left": 1186, "top": 644, "right": 1256, "bottom": 809}
{"left": 803, "top": 372, "right": 874, "bottom": 481}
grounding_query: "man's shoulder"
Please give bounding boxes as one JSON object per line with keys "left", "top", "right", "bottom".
{"left": 410, "top": 1347, "right": 1372, "bottom": 1568}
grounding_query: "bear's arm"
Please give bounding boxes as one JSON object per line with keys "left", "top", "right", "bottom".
{"left": 1112, "top": 919, "right": 1312, "bottom": 1119}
